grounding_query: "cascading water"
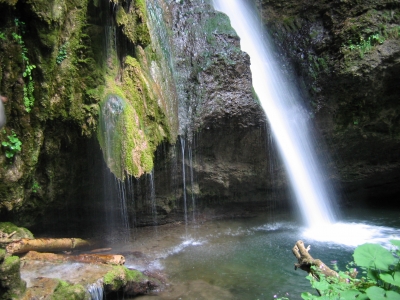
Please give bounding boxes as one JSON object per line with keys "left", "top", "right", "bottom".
{"left": 213, "top": 0, "right": 336, "bottom": 229}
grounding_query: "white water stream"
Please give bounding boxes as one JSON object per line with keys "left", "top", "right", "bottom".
{"left": 212, "top": 0, "right": 335, "bottom": 228}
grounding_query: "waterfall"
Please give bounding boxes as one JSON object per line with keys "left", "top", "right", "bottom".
{"left": 87, "top": 279, "right": 104, "bottom": 300}
{"left": 213, "top": 0, "right": 336, "bottom": 228}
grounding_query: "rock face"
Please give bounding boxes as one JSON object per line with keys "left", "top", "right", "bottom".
{"left": 0, "top": 0, "right": 174, "bottom": 230}
{"left": 137, "top": 0, "right": 291, "bottom": 224}
{"left": 256, "top": 0, "right": 400, "bottom": 206}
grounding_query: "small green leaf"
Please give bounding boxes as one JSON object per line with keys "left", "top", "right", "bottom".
{"left": 380, "top": 271, "right": 400, "bottom": 287}
{"left": 354, "top": 243, "right": 396, "bottom": 270}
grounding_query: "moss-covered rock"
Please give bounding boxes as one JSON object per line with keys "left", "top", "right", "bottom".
{"left": 51, "top": 280, "right": 90, "bottom": 300}
{"left": 103, "top": 265, "right": 156, "bottom": 296}
{"left": 115, "top": 0, "right": 151, "bottom": 46}
{"left": 0, "top": 254, "right": 26, "bottom": 300}
{"left": 97, "top": 54, "right": 171, "bottom": 179}
{"left": 0, "top": 222, "right": 34, "bottom": 239}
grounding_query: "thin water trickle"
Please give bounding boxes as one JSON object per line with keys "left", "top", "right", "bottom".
{"left": 87, "top": 279, "right": 104, "bottom": 300}
{"left": 213, "top": 0, "right": 336, "bottom": 228}
{"left": 180, "top": 136, "right": 188, "bottom": 226}
{"left": 188, "top": 145, "right": 196, "bottom": 223}
{"left": 149, "top": 170, "right": 158, "bottom": 226}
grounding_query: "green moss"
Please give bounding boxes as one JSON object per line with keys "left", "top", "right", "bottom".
{"left": 114, "top": 0, "right": 150, "bottom": 47}
{"left": 2, "top": 255, "right": 19, "bottom": 271}
{"left": 0, "top": 222, "right": 34, "bottom": 239}
{"left": 134, "top": 0, "right": 147, "bottom": 21}
{"left": 116, "top": 6, "right": 137, "bottom": 44}
{"left": 51, "top": 280, "right": 89, "bottom": 300}
{"left": 205, "top": 12, "right": 237, "bottom": 45}
{"left": 98, "top": 53, "right": 170, "bottom": 179}
{"left": 0, "top": 0, "right": 18, "bottom": 5}
{"left": 103, "top": 265, "right": 146, "bottom": 292}
{"left": 140, "top": 150, "right": 153, "bottom": 172}
{"left": 126, "top": 268, "right": 145, "bottom": 282}
{"left": 136, "top": 23, "right": 151, "bottom": 46}
{"left": 0, "top": 255, "right": 26, "bottom": 299}
{"left": 0, "top": 249, "right": 5, "bottom": 261}
{"left": 103, "top": 265, "right": 127, "bottom": 291}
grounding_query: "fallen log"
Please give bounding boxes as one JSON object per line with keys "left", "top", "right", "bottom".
{"left": 21, "top": 251, "right": 125, "bottom": 265}
{"left": 292, "top": 240, "right": 339, "bottom": 279}
{"left": 6, "top": 238, "right": 91, "bottom": 254}
{"left": 292, "top": 240, "right": 357, "bottom": 280}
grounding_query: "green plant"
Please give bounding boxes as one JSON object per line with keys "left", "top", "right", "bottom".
{"left": 301, "top": 240, "right": 400, "bottom": 300}
{"left": 346, "top": 33, "right": 386, "bottom": 58}
{"left": 1, "top": 131, "right": 22, "bottom": 159}
{"left": 12, "top": 19, "right": 36, "bottom": 112}
{"left": 56, "top": 42, "right": 68, "bottom": 64}
{"left": 32, "top": 180, "right": 41, "bottom": 193}
{"left": 0, "top": 32, "right": 5, "bottom": 40}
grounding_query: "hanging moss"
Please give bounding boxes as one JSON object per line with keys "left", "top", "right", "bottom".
{"left": 98, "top": 53, "right": 170, "bottom": 179}
{"left": 116, "top": 6, "right": 137, "bottom": 44}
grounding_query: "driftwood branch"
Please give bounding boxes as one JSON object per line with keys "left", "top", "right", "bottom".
{"left": 0, "top": 231, "right": 18, "bottom": 244}
{"left": 21, "top": 251, "right": 125, "bottom": 265}
{"left": 6, "top": 238, "right": 91, "bottom": 254}
{"left": 292, "top": 240, "right": 339, "bottom": 279}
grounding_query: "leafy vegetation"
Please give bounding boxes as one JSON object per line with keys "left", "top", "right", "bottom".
{"left": 56, "top": 42, "right": 68, "bottom": 64}
{"left": 344, "top": 25, "right": 400, "bottom": 59}
{"left": 301, "top": 240, "right": 400, "bottom": 300}
{"left": 12, "top": 19, "right": 36, "bottom": 112}
{"left": 1, "top": 130, "right": 22, "bottom": 159}
{"left": 346, "top": 33, "right": 385, "bottom": 58}
{"left": 0, "top": 32, "right": 5, "bottom": 40}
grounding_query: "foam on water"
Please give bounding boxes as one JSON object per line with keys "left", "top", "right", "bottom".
{"left": 303, "top": 222, "right": 400, "bottom": 247}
